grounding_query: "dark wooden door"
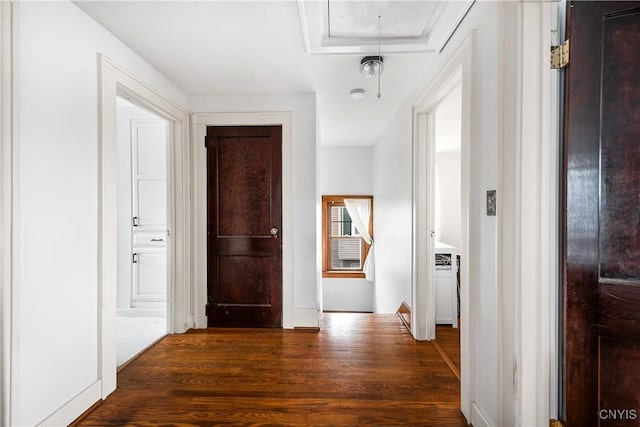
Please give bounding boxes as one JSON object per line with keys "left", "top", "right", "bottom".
{"left": 206, "top": 125, "right": 282, "bottom": 327}
{"left": 564, "top": 2, "right": 640, "bottom": 425}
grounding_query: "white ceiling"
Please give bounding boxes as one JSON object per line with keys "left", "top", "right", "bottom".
{"left": 75, "top": 1, "right": 472, "bottom": 146}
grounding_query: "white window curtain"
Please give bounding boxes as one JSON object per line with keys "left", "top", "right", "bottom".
{"left": 343, "top": 198, "right": 374, "bottom": 281}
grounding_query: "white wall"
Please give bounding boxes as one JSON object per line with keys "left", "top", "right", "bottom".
{"left": 373, "top": 110, "right": 414, "bottom": 313}
{"left": 372, "top": 2, "right": 501, "bottom": 425}
{"left": 320, "top": 146, "right": 374, "bottom": 312}
{"left": 189, "top": 94, "right": 318, "bottom": 323}
{"left": 320, "top": 146, "right": 373, "bottom": 195}
{"left": 13, "top": 2, "right": 187, "bottom": 425}
{"left": 436, "top": 151, "right": 461, "bottom": 249}
{"left": 116, "top": 100, "right": 166, "bottom": 313}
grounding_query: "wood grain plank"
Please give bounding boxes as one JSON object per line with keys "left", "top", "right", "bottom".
{"left": 74, "top": 313, "right": 467, "bottom": 426}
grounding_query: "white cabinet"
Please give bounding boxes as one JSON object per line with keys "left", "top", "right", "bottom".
{"left": 131, "top": 231, "right": 166, "bottom": 307}
{"left": 435, "top": 241, "right": 458, "bottom": 328}
{"left": 130, "top": 120, "right": 167, "bottom": 310}
{"left": 132, "top": 246, "right": 166, "bottom": 307}
{"left": 132, "top": 120, "right": 167, "bottom": 231}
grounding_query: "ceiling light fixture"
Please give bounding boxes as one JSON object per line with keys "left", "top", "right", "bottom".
{"left": 350, "top": 88, "right": 365, "bottom": 100}
{"left": 359, "top": 16, "right": 384, "bottom": 99}
{"left": 360, "top": 56, "right": 384, "bottom": 79}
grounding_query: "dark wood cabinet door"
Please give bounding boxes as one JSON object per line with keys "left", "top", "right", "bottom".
{"left": 564, "top": 2, "right": 640, "bottom": 425}
{"left": 206, "top": 125, "right": 282, "bottom": 327}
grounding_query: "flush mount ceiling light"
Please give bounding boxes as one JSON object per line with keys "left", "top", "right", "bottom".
{"left": 350, "top": 88, "right": 365, "bottom": 100}
{"left": 360, "top": 56, "right": 384, "bottom": 79}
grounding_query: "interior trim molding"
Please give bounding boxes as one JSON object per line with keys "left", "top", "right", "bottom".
{"left": 497, "top": 2, "right": 556, "bottom": 424}
{"left": 0, "top": 2, "right": 13, "bottom": 425}
{"left": 471, "top": 401, "right": 494, "bottom": 427}
{"left": 293, "top": 308, "right": 319, "bottom": 328}
{"left": 192, "top": 112, "right": 296, "bottom": 329}
{"left": 98, "top": 53, "right": 191, "bottom": 399}
{"left": 36, "top": 381, "right": 101, "bottom": 427}
{"left": 516, "top": 2, "right": 554, "bottom": 424}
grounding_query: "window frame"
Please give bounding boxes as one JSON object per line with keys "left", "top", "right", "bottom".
{"left": 322, "top": 195, "right": 373, "bottom": 279}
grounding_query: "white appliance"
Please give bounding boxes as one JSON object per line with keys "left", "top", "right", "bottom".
{"left": 435, "top": 241, "right": 458, "bottom": 327}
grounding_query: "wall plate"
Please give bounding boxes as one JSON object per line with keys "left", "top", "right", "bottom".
{"left": 487, "top": 190, "right": 496, "bottom": 216}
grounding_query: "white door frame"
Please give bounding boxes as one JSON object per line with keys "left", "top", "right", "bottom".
{"left": 192, "top": 113, "right": 294, "bottom": 329}
{"left": 497, "top": 2, "right": 556, "bottom": 425}
{"left": 411, "top": 33, "right": 477, "bottom": 420}
{"left": 98, "top": 54, "right": 190, "bottom": 398}
{"left": 0, "top": 2, "right": 13, "bottom": 425}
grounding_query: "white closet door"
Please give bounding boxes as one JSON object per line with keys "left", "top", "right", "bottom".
{"left": 130, "top": 120, "right": 167, "bottom": 308}
{"left": 132, "top": 249, "right": 166, "bottom": 305}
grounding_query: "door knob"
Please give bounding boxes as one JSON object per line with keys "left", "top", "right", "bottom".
{"left": 270, "top": 227, "right": 279, "bottom": 237}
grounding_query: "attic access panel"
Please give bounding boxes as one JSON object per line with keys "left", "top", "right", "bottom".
{"left": 298, "top": 0, "right": 475, "bottom": 54}
{"left": 327, "top": 1, "right": 439, "bottom": 39}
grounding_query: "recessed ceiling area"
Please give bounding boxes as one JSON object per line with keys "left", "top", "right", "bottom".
{"left": 75, "top": 1, "right": 474, "bottom": 146}
{"left": 299, "top": 0, "right": 474, "bottom": 54}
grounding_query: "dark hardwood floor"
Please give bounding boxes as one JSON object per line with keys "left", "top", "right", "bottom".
{"left": 75, "top": 313, "right": 466, "bottom": 426}
{"left": 435, "top": 324, "right": 461, "bottom": 377}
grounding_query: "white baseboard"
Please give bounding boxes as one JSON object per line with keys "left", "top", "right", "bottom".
{"left": 195, "top": 309, "right": 207, "bottom": 329}
{"left": 294, "top": 308, "right": 319, "bottom": 328}
{"left": 174, "top": 314, "right": 194, "bottom": 333}
{"left": 37, "top": 380, "right": 101, "bottom": 427}
{"left": 471, "top": 401, "right": 494, "bottom": 427}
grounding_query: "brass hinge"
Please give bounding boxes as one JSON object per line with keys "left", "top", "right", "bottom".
{"left": 550, "top": 419, "right": 566, "bottom": 427}
{"left": 551, "top": 39, "right": 569, "bottom": 69}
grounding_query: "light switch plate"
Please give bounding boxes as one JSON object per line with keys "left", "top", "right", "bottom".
{"left": 487, "top": 190, "right": 496, "bottom": 216}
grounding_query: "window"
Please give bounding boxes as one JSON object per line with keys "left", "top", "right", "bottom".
{"left": 322, "top": 195, "right": 373, "bottom": 278}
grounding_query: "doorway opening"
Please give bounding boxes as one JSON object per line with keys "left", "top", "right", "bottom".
{"left": 432, "top": 83, "right": 462, "bottom": 378}
{"left": 414, "top": 68, "right": 468, "bottom": 411}
{"left": 434, "top": 83, "right": 462, "bottom": 329}
{"left": 192, "top": 113, "right": 295, "bottom": 329}
{"left": 115, "top": 95, "right": 169, "bottom": 367}
{"left": 99, "top": 54, "right": 191, "bottom": 399}
{"left": 411, "top": 34, "right": 476, "bottom": 420}
{"left": 412, "top": 68, "right": 467, "bottom": 341}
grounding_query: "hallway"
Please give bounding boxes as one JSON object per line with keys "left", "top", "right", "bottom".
{"left": 74, "top": 313, "right": 465, "bottom": 425}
